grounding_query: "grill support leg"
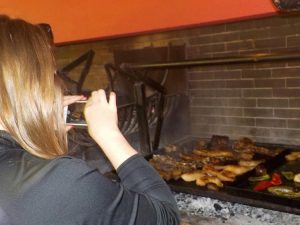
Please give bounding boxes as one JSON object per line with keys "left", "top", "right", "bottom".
{"left": 134, "top": 82, "right": 152, "bottom": 155}
{"left": 153, "top": 94, "right": 165, "bottom": 150}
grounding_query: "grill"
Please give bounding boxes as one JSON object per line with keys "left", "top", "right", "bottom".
{"left": 104, "top": 51, "right": 300, "bottom": 215}
{"left": 104, "top": 62, "right": 189, "bottom": 155}
{"left": 59, "top": 48, "right": 300, "bottom": 215}
{"left": 156, "top": 136, "right": 300, "bottom": 215}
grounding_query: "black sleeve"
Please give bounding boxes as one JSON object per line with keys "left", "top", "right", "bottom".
{"left": 48, "top": 154, "right": 180, "bottom": 225}
{"left": 117, "top": 154, "right": 180, "bottom": 225}
{"left": 9, "top": 154, "right": 180, "bottom": 225}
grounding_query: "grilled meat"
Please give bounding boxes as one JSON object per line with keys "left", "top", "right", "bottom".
{"left": 193, "top": 148, "right": 254, "bottom": 161}
{"left": 180, "top": 152, "right": 223, "bottom": 167}
{"left": 150, "top": 136, "right": 280, "bottom": 191}
{"left": 193, "top": 149, "right": 234, "bottom": 158}
{"left": 234, "top": 152, "right": 255, "bottom": 160}
{"left": 238, "top": 159, "right": 265, "bottom": 167}
{"left": 181, "top": 170, "right": 206, "bottom": 182}
{"left": 233, "top": 137, "right": 282, "bottom": 157}
{"left": 285, "top": 151, "right": 300, "bottom": 161}
{"left": 149, "top": 155, "right": 196, "bottom": 181}
{"left": 196, "top": 176, "right": 223, "bottom": 188}
{"left": 202, "top": 165, "right": 235, "bottom": 182}
{"left": 214, "top": 164, "right": 255, "bottom": 175}
{"left": 210, "top": 135, "right": 230, "bottom": 150}
{"left": 181, "top": 163, "right": 253, "bottom": 189}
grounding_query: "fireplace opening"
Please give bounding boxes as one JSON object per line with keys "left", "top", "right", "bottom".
{"left": 58, "top": 42, "right": 300, "bottom": 215}
{"left": 104, "top": 47, "right": 300, "bottom": 215}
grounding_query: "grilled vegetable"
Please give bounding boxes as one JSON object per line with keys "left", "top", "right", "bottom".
{"left": 267, "top": 186, "right": 300, "bottom": 198}
{"left": 255, "top": 164, "right": 267, "bottom": 176}
{"left": 248, "top": 174, "right": 270, "bottom": 182}
{"left": 206, "top": 183, "right": 219, "bottom": 191}
{"left": 281, "top": 171, "right": 295, "bottom": 181}
{"left": 294, "top": 173, "right": 300, "bottom": 183}
{"left": 253, "top": 172, "right": 282, "bottom": 192}
{"left": 270, "top": 172, "right": 282, "bottom": 185}
{"left": 253, "top": 180, "right": 273, "bottom": 191}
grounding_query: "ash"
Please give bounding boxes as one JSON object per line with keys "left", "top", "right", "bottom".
{"left": 175, "top": 192, "right": 300, "bottom": 225}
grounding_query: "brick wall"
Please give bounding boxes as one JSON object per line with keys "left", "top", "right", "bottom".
{"left": 55, "top": 15, "right": 300, "bottom": 145}
{"left": 187, "top": 16, "right": 300, "bottom": 145}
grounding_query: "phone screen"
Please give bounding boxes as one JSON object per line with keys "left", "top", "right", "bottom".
{"left": 65, "top": 100, "right": 87, "bottom": 127}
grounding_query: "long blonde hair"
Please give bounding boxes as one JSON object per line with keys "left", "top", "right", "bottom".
{"left": 0, "top": 15, "right": 67, "bottom": 159}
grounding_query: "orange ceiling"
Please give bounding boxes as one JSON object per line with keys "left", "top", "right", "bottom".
{"left": 0, "top": 0, "right": 278, "bottom": 44}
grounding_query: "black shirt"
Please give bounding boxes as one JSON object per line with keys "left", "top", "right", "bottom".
{"left": 0, "top": 131, "right": 180, "bottom": 225}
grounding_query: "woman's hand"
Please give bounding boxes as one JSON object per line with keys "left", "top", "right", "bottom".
{"left": 63, "top": 95, "right": 86, "bottom": 131}
{"left": 84, "top": 89, "right": 137, "bottom": 169}
{"left": 63, "top": 95, "right": 86, "bottom": 107}
{"left": 84, "top": 90, "right": 119, "bottom": 140}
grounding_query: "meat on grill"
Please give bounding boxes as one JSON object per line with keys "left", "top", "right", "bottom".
{"left": 233, "top": 137, "right": 282, "bottom": 157}
{"left": 149, "top": 155, "right": 196, "bottom": 181}
{"left": 209, "top": 135, "right": 230, "bottom": 150}
{"left": 149, "top": 136, "right": 278, "bottom": 189}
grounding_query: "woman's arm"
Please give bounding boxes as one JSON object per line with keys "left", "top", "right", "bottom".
{"left": 84, "top": 90, "right": 137, "bottom": 169}
{"left": 83, "top": 89, "right": 180, "bottom": 224}
{"left": 116, "top": 154, "right": 180, "bottom": 225}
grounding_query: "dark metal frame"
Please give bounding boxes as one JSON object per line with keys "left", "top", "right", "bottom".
{"left": 104, "top": 63, "right": 166, "bottom": 155}
{"left": 128, "top": 51, "right": 300, "bottom": 69}
{"left": 58, "top": 50, "right": 95, "bottom": 94}
{"left": 272, "top": 0, "right": 300, "bottom": 11}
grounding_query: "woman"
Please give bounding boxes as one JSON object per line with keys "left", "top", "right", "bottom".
{"left": 0, "top": 15, "right": 180, "bottom": 225}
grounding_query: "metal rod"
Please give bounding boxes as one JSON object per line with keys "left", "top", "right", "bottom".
{"left": 134, "top": 82, "right": 152, "bottom": 155}
{"left": 120, "top": 64, "right": 166, "bottom": 93}
{"left": 58, "top": 50, "right": 95, "bottom": 94}
{"left": 128, "top": 52, "right": 300, "bottom": 69}
{"left": 77, "top": 51, "right": 95, "bottom": 93}
{"left": 152, "top": 93, "right": 165, "bottom": 150}
{"left": 104, "top": 63, "right": 115, "bottom": 93}
{"left": 104, "top": 63, "right": 166, "bottom": 94}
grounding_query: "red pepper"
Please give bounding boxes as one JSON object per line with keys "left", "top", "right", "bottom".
{"left": 270, "top": 172, "right": 282, "bottom": 185}
{"left": 253, "top": 180, "right": 273, "bottom": 191}
{"left": 253, "top": 172, "right": 282, "bottom": 192}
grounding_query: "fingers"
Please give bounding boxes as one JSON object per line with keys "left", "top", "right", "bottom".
{"left": 63, "top": 95, "right": 86, "bottom": 106}
{"left": 90, "top": 90, "right": 112, "bottom": 103}
{"left": 65, "top": 125, "right": 74, "bottom": 132}
{"left": 109, "top": 92, "right": 116, "bottom": 109}
{"left": 98, "top": 90, "right": 107, "bottom": 103}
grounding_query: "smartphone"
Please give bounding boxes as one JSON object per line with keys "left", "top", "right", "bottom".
{"left": 65, "top": 100, "right": 87, "bottom": 127}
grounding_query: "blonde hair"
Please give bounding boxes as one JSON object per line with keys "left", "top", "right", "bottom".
{"left": 0, "top": 15, "right": 67, "bottom": 159}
